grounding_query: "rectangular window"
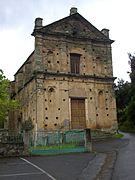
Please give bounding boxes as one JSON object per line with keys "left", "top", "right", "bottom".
{"left": 70, "top": 53, "right": 80, "bottom": 74}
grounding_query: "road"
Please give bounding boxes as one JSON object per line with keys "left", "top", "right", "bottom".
{"left": 112, "top": 132, "right": 135, "bottom": 180}
{"left": 0, "top": 133, "right": 135, "bottom": 180}
{"left": 0, "top": 153, "right": 95, "bottom": 180}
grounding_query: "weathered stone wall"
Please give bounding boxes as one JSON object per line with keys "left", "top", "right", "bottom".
{"left": 36, "top": 78, "right": 117, "bottom": 131}
{"left": 31, "top": 34, "right": 116, "bottom": 131}
{"left": 10, "top": 36, "right": 117, "bottom": 132}
{"left": 14, "top": 52, "right": 34, "bottom": 93}
{"left": 9, "top": 10, "right": 117, "bottom": 133}
{"left": 91, "top": 129, "right": 114, "bottom": 141}
{"left": 9, "top": 78, "right": 37, "bottom": 131}
{"left": 0, "top": 143, "right": 25, "bottom": 157}
{"left": 40, "top": 36, "right": 113, "bottom": 78}
{"left": 0, "top": 130, "right": 25, "bottom": 157}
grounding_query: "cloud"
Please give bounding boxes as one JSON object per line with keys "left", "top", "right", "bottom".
{"left": 0, "top": 0, "right": 135, "bottom": 81}
{"left": 0, "top": 0, "right": 32, "bottom": 29}
{"left": 0, "top": 0, "right": 80, "bottom": 30}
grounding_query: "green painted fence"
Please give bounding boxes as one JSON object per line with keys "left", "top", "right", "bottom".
{"left": 29, "top": 129, "right": 91, "bottom": 155}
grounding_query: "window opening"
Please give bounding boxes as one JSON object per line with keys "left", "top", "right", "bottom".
{"left": 70, "top": 53, "right": 81, "bottom": 74}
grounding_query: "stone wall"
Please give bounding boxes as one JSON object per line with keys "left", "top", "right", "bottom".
{"left": 9, "top": 9, "right": 117, "bottom": 133}
{"left": 0, "top": 130, "right": 29, "bottom": 157}
{"left": 0, "top": 142, "right": 25, "bottom": 157}
{"left": 91, "top": 129, "right": 115, "bottom": 141}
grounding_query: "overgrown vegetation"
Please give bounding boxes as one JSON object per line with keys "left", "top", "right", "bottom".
{"left": 22, "top": 117, "right": 34, "bottom": 131}
{"left": 31, "top": 143, "right": 79, "bottom": 150}
{"left": 0, "top": 70, "right": 19, "bottom": 128}
{"left": 112, "top": 133, "right": 124, "bottom": 139}
{"left": 115, "top": 53, "right": 135, "bottom": 132}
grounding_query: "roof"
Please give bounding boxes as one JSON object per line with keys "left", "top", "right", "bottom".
{"left": 14, "top": 51, "right": 34, "bottom": 76}
{"left": 32, "top": 12, "right": 114, "bottom": 44}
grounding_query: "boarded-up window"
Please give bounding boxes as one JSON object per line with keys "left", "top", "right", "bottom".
{"left": 98, "top": 90, "right": 105, "bottom": 109}
{"left": 71, "top": 98, "right": 86, "bottom": 129}
{"left": 70, "top": 53, "right": 80, "bottom": 74}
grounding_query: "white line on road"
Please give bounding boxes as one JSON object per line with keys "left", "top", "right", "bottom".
{"left": 20, "top": 157, "right": 57, "bottom": 180}
{"left": 0, "top": 172, "right": 43, "bottom": 177}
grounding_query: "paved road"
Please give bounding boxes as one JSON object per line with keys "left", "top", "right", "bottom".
{"left": 112, "top": 132, "right": 135, "bottom": 180}
{"left": 0, "top": 153, "right": 95, "bottom": 180}
{"left": 92, "top": 136, "right": 129, "bottom": 180}
{"left": 0, "top": 133, "right": 134, "bottom": 180}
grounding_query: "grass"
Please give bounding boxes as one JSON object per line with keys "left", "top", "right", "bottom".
{"left": 31, "top": 143, "right": 79, "bottom": 150}
{"left": 112, "top": 133, "right": 124, "bottom": 139}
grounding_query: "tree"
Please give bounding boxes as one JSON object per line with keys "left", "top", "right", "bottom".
{"left": 0, "top": 70, "right": 19, "bottom": 128}
{"left": 128, "top": 53, "right": 135, "bottom": 85}
{"left": 126, "top": 53, "right": 135, "bottom": 126}
{"left": 115, "top": 79, "right": 131, "bottom": 109}
{"left": 115, "top": 53, "right": 135, "bottom": 131}
{"left": 115, "top": 79, "right": 131, "bottom": 125}
{"left": 126, "top": 97, "right": 135, "bottom": 126}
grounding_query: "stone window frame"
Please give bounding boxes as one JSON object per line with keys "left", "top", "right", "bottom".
{"left": 70, "top": 53, "right": 81, "bottom": 74}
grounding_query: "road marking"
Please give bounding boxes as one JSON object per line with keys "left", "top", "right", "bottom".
{"left": 20, "top": 157, "right": 56, "bottom": 180}
{"left": 0, "top": 172, "right": 43, "bottom": 177}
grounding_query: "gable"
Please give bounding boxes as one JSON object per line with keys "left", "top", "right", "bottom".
{"left": 33, "top": 13, "right": 113, "bottom": 43}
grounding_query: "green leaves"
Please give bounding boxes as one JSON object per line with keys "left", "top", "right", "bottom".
{"left": 115, "top": 53, "right": 135, "bottom": 131}
{"left": 128, "top": 53, "right": 135, "bottom": 84}
{"left": 0, "top": 70, "right": 20, "bottom": 128}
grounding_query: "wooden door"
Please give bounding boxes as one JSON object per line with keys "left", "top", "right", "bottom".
{"left": 71, "top": 98, "right": 86, "bottom": 129}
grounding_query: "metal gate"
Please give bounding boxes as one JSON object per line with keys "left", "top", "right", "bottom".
{"left": 29, "top": 129, "right": 91, "bottom": 155}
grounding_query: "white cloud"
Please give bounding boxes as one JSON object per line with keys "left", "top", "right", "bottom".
{"left": 0, "top": 0, "right": 135, "bottom": 81}
{"left": 0, "top": 28, "right": 33, "bottom": 80}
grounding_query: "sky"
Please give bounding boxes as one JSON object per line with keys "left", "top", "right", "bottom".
{"left": 0, "top": 0, "right": 135, "bottom": 82}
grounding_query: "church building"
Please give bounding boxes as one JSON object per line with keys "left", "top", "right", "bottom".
{"left": 9, "top": 8, "right": 117, "bottom": 132}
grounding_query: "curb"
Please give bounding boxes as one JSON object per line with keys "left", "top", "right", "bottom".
{"left": 78, "top": 153, "right": 107, "bottom": 180}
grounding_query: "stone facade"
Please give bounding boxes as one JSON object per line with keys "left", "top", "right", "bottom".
{"left": 9, "top": 8, "right": 117, "bottom": 133}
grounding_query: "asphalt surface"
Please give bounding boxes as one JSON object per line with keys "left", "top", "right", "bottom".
{"left": 0, "top": 153, "right": 95, "bottom": 180}
{"left": 112, "top": 133, "right": 135, "bottom": 180}
{"left": 92, "top": 135, "right": 129, "bottom": 180}
{"left": 0, "top": 132, "right": 134, "bottom": 180}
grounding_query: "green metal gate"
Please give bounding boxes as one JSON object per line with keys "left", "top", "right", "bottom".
{"left": 29, "top": 129, "right": 91, "bottom": 155}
